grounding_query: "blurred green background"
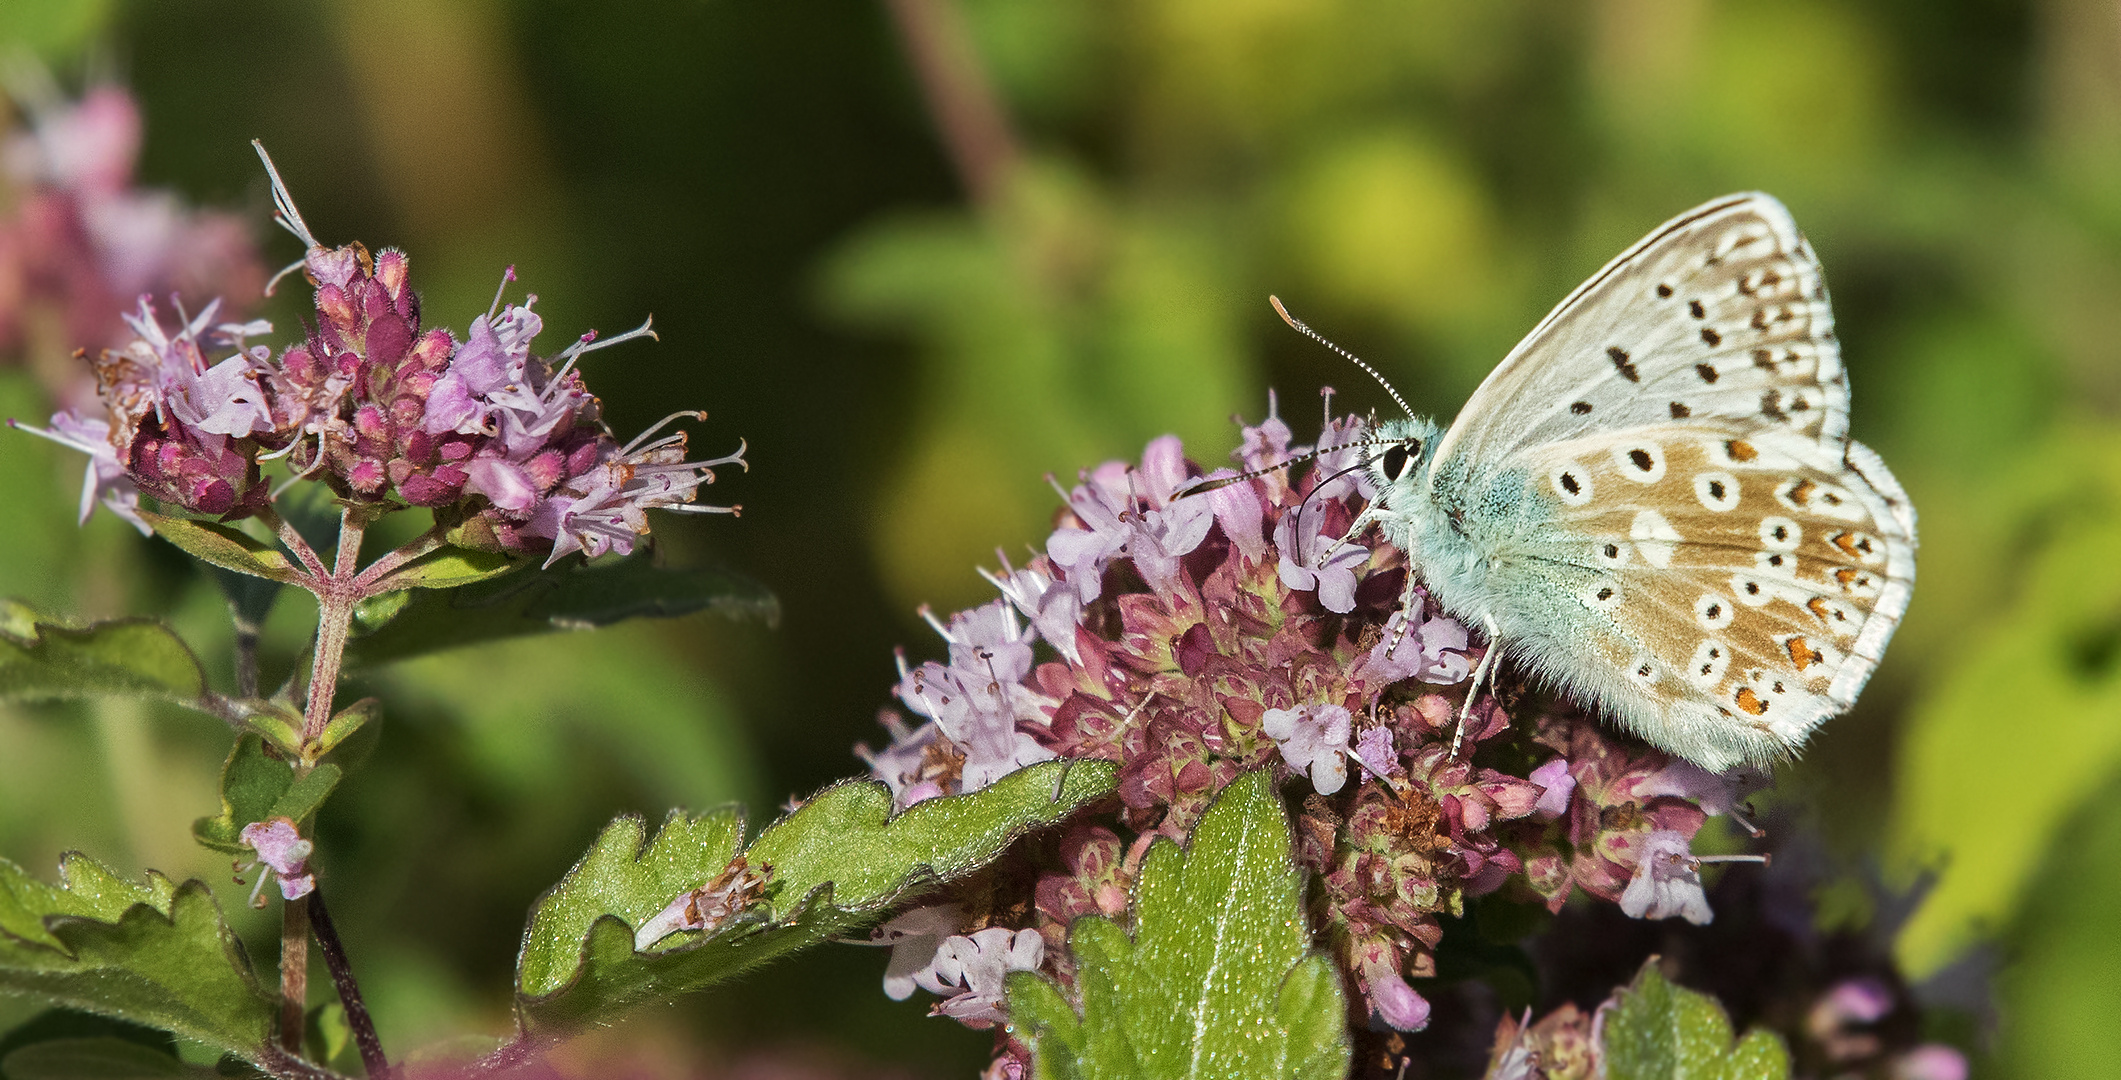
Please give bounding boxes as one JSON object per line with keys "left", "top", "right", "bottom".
{"left": 1, "top": 0, "right": 2118, "bottom": 1075}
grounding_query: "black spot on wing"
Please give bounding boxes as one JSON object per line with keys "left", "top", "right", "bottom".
{"left": 1571, "top": 401, "right": 1592, "bottom": 415}
{"left": 1608, "top": 346, "right": 1639, "bottom": 382}
{"left": 1695, "top": 363, "right": 1720, "bottom": 384}
{"left": 1701, "top": 327, "right": 1723, "bottom": 346}
{"left": 1669, "top": 402, "right": 1691, "bottom": 418}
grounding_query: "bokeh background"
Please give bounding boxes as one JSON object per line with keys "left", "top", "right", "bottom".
{"left": 0, "top": 0, "right": 2116, "bottom": 1075}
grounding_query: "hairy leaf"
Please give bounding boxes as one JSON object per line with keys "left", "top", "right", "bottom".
{"left": 368, "top": 546, "right": 525, "bottom": 591}
{"left": 0, "top": 601, "right": 206, "bottom": 706}
{"left": 191, "top": 735, "right": 341, "bottom": 854}
{"left": 1006, "top": 771, "right": 1348, "bottom": 1080}
{"left": 1600, "top": 961, "right": 1789, "bottom": 1079}
{"left": 135, "top": 512, "right": 301, "bottom": 583}
{"left": 346, "top": 552, "right": 777, "bottom": 668}
{"left": 515, "top": 758, "right": 1115, "bottom": 1035}
{"left": 0, "top": 853, "right": 275, "bottom": 1059}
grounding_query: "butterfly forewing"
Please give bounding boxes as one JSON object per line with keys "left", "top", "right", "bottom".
{"left": 1521, "top": 425, "right": 1914, "bottom": 765}
{"left": 1429, "top": 193, "right": 1848, "bottom": 480}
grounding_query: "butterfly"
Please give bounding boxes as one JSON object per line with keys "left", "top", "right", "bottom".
{"left": 1325, "top": 193, "right": 1916, "bottom": 772}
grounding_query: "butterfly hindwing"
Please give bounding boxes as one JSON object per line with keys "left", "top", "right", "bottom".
{"left": 1514, "top": 424, "right": 1914, "bottom": 765}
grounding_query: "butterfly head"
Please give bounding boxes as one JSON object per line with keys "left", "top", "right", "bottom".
{"left": 1363, "top": 416, "right": 1442, "bottom": 497}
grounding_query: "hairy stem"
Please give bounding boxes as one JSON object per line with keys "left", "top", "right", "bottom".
{"left": 308, "top": 889, "right": 389, "bottom": 1078}
{"left": 279, "top": 898, "right": 310, "bottom": 1053}
{"left": 301, "top": 508, "right": 368, "bottom": 747}
{"left": 260, "top": 505, "right": 329, "bottom": 578}
{"left": 351, "top": 526, "right": 446, "bottom": 590}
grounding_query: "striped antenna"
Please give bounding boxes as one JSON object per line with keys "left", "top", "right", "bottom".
{"left": 1170, "top": 431, "right": 1391, "bottom": 500}
{"left": 1270, "top": 296, "right": 1417, "bottom": 421}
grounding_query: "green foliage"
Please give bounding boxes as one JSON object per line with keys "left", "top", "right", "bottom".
{"left": 1890, "top": 430, "right": 2121, "bottom": 973}
{"left": 0, "top": 854, "right": 274, "bottom": 1061}
{"left": 1994, "top": 773, "right": 2121, "bottom": 1076}
{"left": 0, "top": 0, "right": 113, "bottom": 63}
{"left": 1600, "top": 961, "right": 1789, "bottom": 1080}
{"left": 0, "top": 1037, "right": 220, "bottom": 1079}
{"left": 346, "top": 551, "right": 777, "bottom": 668}
{"left": 134, "top": 513, "right": 301, "bottom": 584}
{"left": 515, "top": 759, "right": 1116, "bottom": 1036}
{"left": 367, "top": 546, "right": 525, "bottom": 591}
{"left": 0, "top": 601, "right": 206, "bottom": 707}
{"left": 1005, "top": 771, "right": 1347, "bottom": 1080}
{"left": 190, "top": 735, "right": 341, "bottom": 854}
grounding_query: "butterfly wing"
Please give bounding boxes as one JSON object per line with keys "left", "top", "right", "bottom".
{"left": 1406, "top": 192, "right": 1915, "bottom": 769}
{"left": 1502, "top": 424, "right": 1915, "bottom": 769}
{"left": 1427, "top": 193, "right": 1847, "bottom": 482}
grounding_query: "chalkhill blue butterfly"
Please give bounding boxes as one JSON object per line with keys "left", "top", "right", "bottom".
{"left": 1307, "top": 193, "right": 1917, "bottom": 772}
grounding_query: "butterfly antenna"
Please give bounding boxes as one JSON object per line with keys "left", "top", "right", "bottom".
{"left": 1270, "top": 296, "right": 1416, "bottom": 421}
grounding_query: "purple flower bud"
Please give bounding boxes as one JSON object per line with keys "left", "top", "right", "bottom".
{"left": 1363, "top": 963, "right": 1431, "bottom": 1031}
{"left": 1354, "top": 726, "right": 1399, "bottom": 779}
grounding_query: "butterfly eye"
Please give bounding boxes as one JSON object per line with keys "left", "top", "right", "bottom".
{"left": 1381, "top": 443, "right": 1412, "bottom": 482}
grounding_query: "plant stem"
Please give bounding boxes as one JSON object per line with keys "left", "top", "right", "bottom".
{"left": 308, "top": 889, "right": 389, "bottom": 1078}
{"left": 261, "top": 504, "right": 330, "bottom": 579}
{"left": 351, "top": 526, "right": 446, "bottom": 591}
{"left": 279, "top": 897, "right": 310, "bottom": 1053}
{"left": 280, "top": 506, "right": 373, "bottom": 1060}
{"left": 301, "top": 508, "right": 368, "bottom": 747}
{"left": 880, "top": 0, "right": 1020, "bottom": 207}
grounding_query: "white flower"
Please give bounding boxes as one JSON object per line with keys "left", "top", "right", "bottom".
{"left": 1619, "top": 830, "right": 1712, "bottom": 925}
{"left": 1262, "top": 704, "right": 1353, "bottom": 794}
{"left": 871, "top": 904, "right": 964, "bottom": 1001}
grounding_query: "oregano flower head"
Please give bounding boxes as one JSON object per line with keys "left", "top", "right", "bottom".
{"left": 856, "top": 392, "right": 1766, "bottom": 1058}
{"left": 14, "top": 144, "right": 742, "bottom": 568}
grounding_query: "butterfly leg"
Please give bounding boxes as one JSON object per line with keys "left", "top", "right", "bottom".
{"left": 1384, "top": 560, "right": 1419, "bottom": 657}
{"left": 1449, "top": 613, "right": 1503, "bottom": 758}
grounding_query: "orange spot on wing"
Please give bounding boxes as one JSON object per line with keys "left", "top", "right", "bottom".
{"left": 1787, "top": 479, "right": 1816, "bottom": 506}
{"left": 1727, "top": 439, "right": 1758, "bottom": 462}
{"left": 1829, "top": 531, "right": 1861, "bottom": 557}
{"left": 1807, "top": 597, "right": 1832, "bottom": 620}
{"left": 1735, "top": 687, "right": 1768, "bottom": 715}
{"left": 1786, "top": 636, "right": 1823, "bottom": 671}
{"left": 1834, "top": 567, "right": 1859, "bottom": 585}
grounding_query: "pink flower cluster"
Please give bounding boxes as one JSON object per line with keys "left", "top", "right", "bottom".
{"left": 15, "top": 148, "right": 741, "bottom": 565}
{"left": 0, "top": 82, "right": 262, "bottom": 388}
{"left": 855, "top": 395, "right": 1762, "bottom": 1065}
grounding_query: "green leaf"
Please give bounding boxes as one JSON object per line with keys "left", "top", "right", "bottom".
{"left": 313, "top": 698, "right": 379, "bottom": 759}
{"left": 0, "top": 853, "right": 275, "bottom": 1059}
{"left": 515, "top": 758, "right": 1116, "bottom": 1036}
{"left": 1006, "top": 771, "right": 1348, "bottom": 1080}
{"left": 191, "top": 736, "right": 341, "bottom": 855}
{"left": 134, "top": 512, "right": 301, "bottom": 584}
{"left": 1599, "top": 960, "right": 1790, "bottom": 1080}
{"left": 345, "top": 551, "right": 777, "bottom": 668}
{"left": 369, "top": 546, "right": 526, "bottom": 591}
{"left": 0, "top": 601, "right": 207, "bottom": 706}
{"left": 1, "top": 1037, "right": 220, "bottom": 1078}
{"left": 232, "top": 700, "right": 304, "bottom": 760}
